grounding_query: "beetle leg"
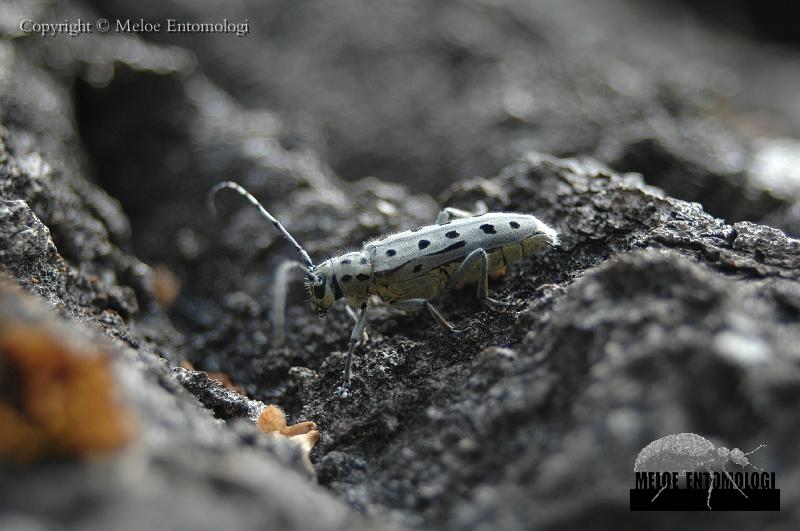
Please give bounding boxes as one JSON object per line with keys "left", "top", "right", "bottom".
{"left": 272, "top": 260, "right": 313, "bottom": 346}
{"left": 391, "top": 299, "right": 465, "bottom": 337}
{"left": 335, "top": 304, "right": 368, "bottom": 399}
{"left": 650, "top": 483, "right": 669, "bottom": 503}
{"left": 447, "top": 247, "right": 509, "bottom": 308}
{"left": 436, "top": 207, "right": 472, "bottom": 225}
{"left": 345, "top": 305, "right": 369, "bottom": 342}
{"left": 435, "top": 200, "right": 488, "bottom": 224}
{"left": 721, "top": 460, "right": 749, "bottom": 500}
{"left": 706, "top": 465, "right": 715, "bottom": 510}
{"left": 425, "top": 301, "right": 464, "bottom": 337}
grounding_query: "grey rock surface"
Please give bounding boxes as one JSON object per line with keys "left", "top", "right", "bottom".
{"left": 2, "top": 1, "right": 799, "bottom": 530}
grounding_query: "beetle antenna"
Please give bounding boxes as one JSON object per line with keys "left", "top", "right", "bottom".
{"left": 209, "top": 181, "right": 316, "bottom": 271}
{"left": 744, "top": 444, "right": 766, "bottom": 456}
{"left": 744, "top": 444, "right": 766, "bottom": 471}
{"left": 271, "top": 260, "right": 312, "bottom": 346}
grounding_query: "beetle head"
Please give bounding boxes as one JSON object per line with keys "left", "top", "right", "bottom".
{"left": 305, "top": 260, "right": 337, "bottom": 317}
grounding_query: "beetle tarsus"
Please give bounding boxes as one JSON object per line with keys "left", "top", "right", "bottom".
{"left": 334, "top": 381, "right": 351, "bottom": 399}
{"left": 451, "top": 328, "right": 466, "bottom": 339}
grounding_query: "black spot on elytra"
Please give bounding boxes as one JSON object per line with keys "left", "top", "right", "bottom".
{"left": 341, "top": 274, "right": 353, "bottom": 282}
{"left": 509, "top": 221, "right": 520, "bottom": 229}
{"left": 413, "top": 264, "right": 423, "bottom": 273}
{"left": 426, "top": 240, "right": 466, "bottom": 255}
{"left": 418, "top": 240, "right": 431, "bottom": 249}
{"left": 341, "top": 259, "right": 351, "bottom": 264}
{"left": 356, "top": 273, "right": 370, "bottom": 281}
{"left": 386, "top": 249, "right": 397, "bottom": 257}
{"left": 480, "top": 224, "right": 497, "bottom": 234}
{"left": 359, "top": 257, "right": 368, "bottom": 265}
{"left": 445, "top": 230, "right": 460, "bottom": 239}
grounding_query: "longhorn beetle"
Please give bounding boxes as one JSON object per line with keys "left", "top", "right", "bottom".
{"left": 209, "top": 181, "right": 559, "bottom": 397}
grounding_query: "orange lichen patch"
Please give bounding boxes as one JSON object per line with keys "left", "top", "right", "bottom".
{"left": 489, "top": 264, "right": 508, "bottom": 280}
{"left": 153, "top": 264, "right": 181, "bottom": 306}
{"left": 0, "top": 323, "right": 134, "bottom": 463}
{"left": 257, "top": 405, "right": 319, "bottom": 471}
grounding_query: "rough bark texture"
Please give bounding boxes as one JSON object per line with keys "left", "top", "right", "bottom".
{"left": 1, "top": 1, "right": 799, "bottom": 530}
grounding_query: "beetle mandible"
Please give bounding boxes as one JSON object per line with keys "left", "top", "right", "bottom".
{"left": 634, "top": 432, "right": 766, "bottom": 510}
{"left": 209, "top": 181, "right": 559, "bottom": 397}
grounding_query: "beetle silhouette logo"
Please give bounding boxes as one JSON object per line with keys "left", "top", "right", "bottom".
{"left": 634, "top": 432, "right": 766, "bottom": 510}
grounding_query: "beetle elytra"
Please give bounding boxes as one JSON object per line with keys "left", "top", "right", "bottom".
{"left": 209, "top": 181, "right": 559, "bottom": 397}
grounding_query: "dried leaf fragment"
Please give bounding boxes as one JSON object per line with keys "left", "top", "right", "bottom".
{"left": 257, "top": 405, "right": 319, "bottom": 473}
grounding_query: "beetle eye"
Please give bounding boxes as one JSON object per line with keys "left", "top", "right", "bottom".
{"left": 312, "top": 273, "right": 327, "bottom": 299}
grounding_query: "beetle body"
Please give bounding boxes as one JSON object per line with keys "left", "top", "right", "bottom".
{"left": 209, "top": 181, "right": 558, "bottom": 397}
{"left": 634, "top": 432, "right": 766, "bottom": 509}
{"left": 310, "top": 213, "right": 558, "bottom": 310}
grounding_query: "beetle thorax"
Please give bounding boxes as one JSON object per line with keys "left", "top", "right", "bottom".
{"left": 331, "top": 251, "right": 373, "bottom": 304}
{"left": 716, "top": 446, "right": 731, "bottom": 461}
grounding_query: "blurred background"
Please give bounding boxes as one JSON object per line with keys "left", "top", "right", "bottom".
{"left": 73, "top": 0, "right": 800, "bottom": 243}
